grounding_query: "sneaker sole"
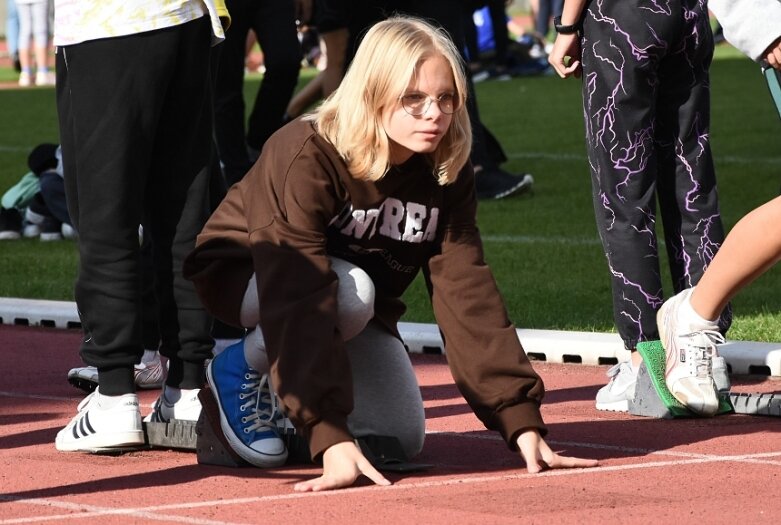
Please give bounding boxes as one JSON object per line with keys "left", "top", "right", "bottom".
{"left": 68, "top": 375, "right": 163, "bottom": 394}
{"left": 491, "top": 175, "right": 534, "bottom": 200}
{"left": 68, "top": 376, "right": 99, "bottom": 394}
{"left": 656, "top": 298, "right": 684, "bottom": 403}
{"left": 68, "top": 368, "right": 163, "bottom": 394}
{"left": 40, "top": 233, "right": 64, "bottom": 242}
{"left": 206, "top": 362, "right": 288, "bottom": 468}
{"left": 656, "top": 299, "right": 675, "bottom": 358}
{"left": 595, "top": 400, "right": 629, "bottom": 412}
{"left": 56, "top": 431, "right": 145, "bottom": 452}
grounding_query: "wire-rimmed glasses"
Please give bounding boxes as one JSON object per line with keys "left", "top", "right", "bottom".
{"left": 400, "top": 92, "right": 458, "bottom": 116}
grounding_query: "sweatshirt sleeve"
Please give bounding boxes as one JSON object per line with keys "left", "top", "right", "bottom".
{"left": 710, "top": 0, "right": 781, "bottom": 62}
{"left": 424, "top": 166, "right": 547, "bottom": 449}
{"left": 243, "top": 138, "right": 355, "bottom": 461}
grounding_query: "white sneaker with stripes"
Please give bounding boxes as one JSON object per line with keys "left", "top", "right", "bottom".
{"left": 55, "top": 388, "right": 144, "bottom": 452}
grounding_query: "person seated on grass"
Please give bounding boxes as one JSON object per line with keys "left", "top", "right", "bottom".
{"left": 0, "top": 143, "right": 76, "bottom": 241}
{"left": 183, "top": 16, "right": 597, "bottom": 491}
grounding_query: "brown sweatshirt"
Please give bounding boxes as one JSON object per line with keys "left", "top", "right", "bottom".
{"left": 184, "top": 118, "right": 547, "bottom": 460}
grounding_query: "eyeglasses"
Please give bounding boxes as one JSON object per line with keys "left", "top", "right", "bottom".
{"left": 400, "top": 92, "right": 458, "bottom": 116}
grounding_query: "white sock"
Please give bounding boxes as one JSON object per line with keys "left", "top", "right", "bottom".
{"left": 95, "top": 390, "right": 133, "bottom": 409}
{"left": 244, "top": 326, "right": 270, "bottom": 373}
{"left": 679, "top": 288, "right": 719, "bottom": 333}
{"left": 628, "top": 351, "right": 641, "bottom": 374}
{"left": 162, "top": 385, "right": 198, "bottom": 404}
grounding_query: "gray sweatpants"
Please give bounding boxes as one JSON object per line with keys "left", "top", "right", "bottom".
{"left": 238, "top": 258, "right": 426, "bottom": 459}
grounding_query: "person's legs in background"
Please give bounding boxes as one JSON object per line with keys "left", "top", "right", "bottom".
{"left": 582, "top": 0, "right": 728, "bottom": 414}
{"left": 37, "top": 170, "right": 70, "bottom": 229}
{"left": 285, "top": 0, "right": 350, "bottom": 119}
{"left": 214, "top": 0, "right": 301, "bottom": 187}
{"left": 284, "top": 27, "right": 348, "bottom": 119}
{"left": 55, "top": 17, "right": 215, "bottom": 451}
{"left": 534, "top": 0, "right": 563, "bottom": 41}
{"left": 55, "top": 34, "right": 154, "bottom": 450}
{"left": 486, "top": 0, "right": 511, "bottom": 76}
{"left": 213, "top": 1, "right": 253, "bottom": 186}
{"left": 145, "top": 17, "right": 216, "bottom": 424}
{"left": 15, "top": 1, "right": 51, "bottom": 86}
{"left": 398, "top": 0, "right": 534, "bottom": 199}
{"left": 66, "top": 228, "right": 167, "bottom": 393}
{"left": 29, "top": 0, "right": 52, "bottom": 85}
{"left": 16, "top": 1, "right": 33, "bottom": 85}
{"left": 245, "top": 0, "right": 301, "bottom": 157}
{"left": 6, "top": 0, "right": 21, "bottom": 71}
{"left": 317, "top": 6, "right": 349, "bottom": 95}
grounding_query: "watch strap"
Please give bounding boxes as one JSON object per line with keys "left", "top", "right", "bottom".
{"left": 553, "top": 15, "right": 581, "bottom": 35}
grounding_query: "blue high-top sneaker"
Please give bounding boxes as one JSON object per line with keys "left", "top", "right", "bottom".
{"left": 206, "top": 339, "right": 288, "bottom": 467}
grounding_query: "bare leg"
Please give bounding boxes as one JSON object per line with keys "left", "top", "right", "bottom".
{"left": 285, "top": 72, "right": 323, "bottom": 117}
{"left": 34, "top": 44, "right": 48, "bottom": 70}
{"left": 18, "top": 46, "right": 32, "bottom": 71}
{"left": 285, "top": 28, "right": 348, "bottom": 118}
{"left": 320, "top": 28, "right": 348, "bottom": 96}
{"left": 691, "top": 196, "right": 781, "bottom": 320}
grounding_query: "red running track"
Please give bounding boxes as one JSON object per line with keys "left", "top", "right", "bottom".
{"left": 1, "top": 324, "right": 779, "bottom": 524}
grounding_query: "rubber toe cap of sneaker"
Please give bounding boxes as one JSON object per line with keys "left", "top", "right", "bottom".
{"left": 670, "top": 379, "right": 719, "bottom": 416}
{"left": 250, "top": 436, "right": 287, "bottom": 457}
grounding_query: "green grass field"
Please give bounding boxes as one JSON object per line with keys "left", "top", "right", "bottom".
{"left": 1, "top": 47, "right": 780, "bottom": 342}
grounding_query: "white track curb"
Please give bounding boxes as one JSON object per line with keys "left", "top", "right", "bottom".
{"left": 1, "top": 297, "right": 779, "bottom": 377}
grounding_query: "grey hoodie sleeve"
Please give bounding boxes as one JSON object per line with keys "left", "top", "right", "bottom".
{"left": 710, "top": 0, "right": 781, "bottom": 62}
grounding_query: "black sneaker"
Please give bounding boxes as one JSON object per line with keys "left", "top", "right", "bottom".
{"left": 0, "top": 208, "right": 23, "bottom": 240}
{"left": 40, "top": 215, "right": 63, "bottom": 241}
{"left": 25, "top": 200, "right": 63, "bottom": 241}
{"left": 475, "top": 168, "right": 534, "bottom": 200}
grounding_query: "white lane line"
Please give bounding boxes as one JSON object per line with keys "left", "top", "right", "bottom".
{"left": 2, "top": 446, "right": 779, "bottom": 524}
{"left": 481, "top": 234, "right": 601, "bottom": 246}
{"left": 0, "top": 498, "right": 244, "bottom": 525}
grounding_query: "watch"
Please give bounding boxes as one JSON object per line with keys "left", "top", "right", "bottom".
{"left": 553, "top": 15, "right": 581, "bottom": 35}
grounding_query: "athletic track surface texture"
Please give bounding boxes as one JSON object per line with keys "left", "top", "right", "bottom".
{"left": 1, "top": 324, "right": 779, "bottom": 524}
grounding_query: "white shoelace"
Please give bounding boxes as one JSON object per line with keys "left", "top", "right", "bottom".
{"left": 239, "top": 370, "right": 280, "bottom": 434}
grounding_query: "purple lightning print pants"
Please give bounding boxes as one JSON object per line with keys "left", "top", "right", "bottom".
{"left": 580, "top": 0, "right": 732, "bottom": 349}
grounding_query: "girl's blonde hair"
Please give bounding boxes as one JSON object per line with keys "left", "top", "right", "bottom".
{"left": 312, "top": 16, "right": 472, "bottom": 185}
